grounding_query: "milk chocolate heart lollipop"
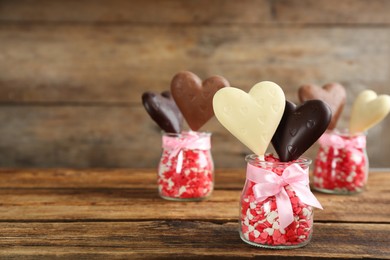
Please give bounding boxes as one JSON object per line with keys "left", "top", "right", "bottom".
{"left": 349, "top": 90, "right": 390, "bottom": 134}
{"left": 142, "top": 91, "right": 183, "bottom": 133}
{"left": 272, "top": 100, "right": 332, "bottom": 162}
{"left": 171, "top": 71, "right": 230, "bottom": 131}
{"left": 298, "top": 83, "right": 346, "bottom": 130}
{"left": 213, "top": 81, "right": 285, "bottom": 156}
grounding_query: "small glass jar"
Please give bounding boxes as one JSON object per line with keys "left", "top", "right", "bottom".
{"left": 158, "top": 131, "right": 214, "bottom": 201}
{"left": 239, "top": 155, "right": 317, "bottom": 249}
{"left": 313, "top": 129, "right": 368, "bottom": 194}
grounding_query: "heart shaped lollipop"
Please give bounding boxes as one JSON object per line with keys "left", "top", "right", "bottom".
{"left": 298, "top": 83, "right": 346, "bottom": 130}
{"left": 213, "top": 81, "right": 285, "bottom": 156}
{"left": 272, "top": 100, "right": 332, "bottom": 162}
{"left": 142, "top": 91, "right": 183, "bottom": 133}
{"left": 271, "top": 100, "right": 296, "bottom": 149}
{"left": 171, "top": 71, "right": 230, "bottom": 131}
{"left": 349, "top": 90, "right": 390, "bottom": 134}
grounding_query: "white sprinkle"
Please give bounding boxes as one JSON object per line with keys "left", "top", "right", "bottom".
{"left": 248, "top": 225, "right": 255, "bottom": 232}
{"left": 272, "top": 222, "right": 280, "bottom": 229}
{"left": 263, "top": 203, "right": 271, "bottom": 214}
{"left": 167, "top": 178, "right": 174, "bottom": 189}
{"left": 178, "top": 186, "right": 186, "bottom": 195}
{"left": 244, "top": 232, "right": 249, "bottom": 240}
{"left": 244, "top": 218, "right": 249, "bottom": 226}
{"left": 250, "top": 202, "right": 256, "bottom": 209}
{"left": 158, "top": 164, "right": 168, "bottom": 175}
{"left": 267, "top": 211, "right": 278, "bottom": 223}
{"left": 351, "top": 153, "right": 362, "bottom": 164}
{"left": 247, "top": 209, "right": 254, "bottom": 220}
{"left": 302, "top": 208, "right": 311, "bottom": 217}
{"left": 264, "top": 228, "right": 274, "bottom": 236}
{"left": 254, "top": 230, "right": 260, "bottom": 238}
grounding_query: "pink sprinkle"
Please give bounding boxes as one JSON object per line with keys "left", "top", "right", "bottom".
{"left": 313, "top": 138, "right": 367, "bottom": 193}
{"left": 158, "top": 149, "right": 213, "bottom": 199}
{"left": 240, "top": 154, "right": 313, "bottom": 247}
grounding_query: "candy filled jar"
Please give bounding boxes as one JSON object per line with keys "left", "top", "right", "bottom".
{"left": 313, "top": 129, "right": 368, "bottom": 194}
{"left": 240, "top": 154, "right": 322, "bottom": 249}
{"left": 158, "top": 131, "right": 214, "bottom": 201}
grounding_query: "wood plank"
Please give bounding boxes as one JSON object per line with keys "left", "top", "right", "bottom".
{"left": 0, "top": 221, "right": 388, "bottom": 259}
{"left": 0, "top": 172, "right": 388, "bottom": 222}
{"left": 273, "top": 0, "right": 390, "bottom": 25}
{"left": 0, "top": 105, "right": 389, "bottom": 168}
{"left": 0, "top": 169, "right": 388, "bottom": 191}
{"left": 0, "top": 0, "right": 271, "bottom": 24}
{"left": 1, "top": 0, "right": 390, "bottom": 25}
{"left": 0, "top": 25, "right": 389, "bottom": 104}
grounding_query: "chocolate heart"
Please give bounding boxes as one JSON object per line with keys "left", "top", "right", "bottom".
{"left": 142, "top": 91, "right": 183, "bottom": 133}
{"left": 271, "top": 100, "right": 296, "bottom": 149}
{"left": 171, "top": 71, "right": 230, "bottom": 131}
{"left": 298, "top": 83, "right": 346, "bottom": 130}
{"left": 213, "top": 81, "right": 285, "bottom": 156}
{"left": 271, "top": 100, "right": 332, "bottom": 162}
{"left": 350, "top": 90, "right": 390, "bottom": 134}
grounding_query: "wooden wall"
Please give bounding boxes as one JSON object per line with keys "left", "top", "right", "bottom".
{"left": 0, "top": 0, "right": 390, "bottom": 168}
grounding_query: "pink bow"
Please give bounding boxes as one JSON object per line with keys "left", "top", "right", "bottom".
{"left": 319, "top": 132, "right": 366, "bottom": 152}
{"left": 163, "top": 131, "right": 210, "bottom": 158}
{"left": 162, "top": 131, "right": 211, "bottom": 173}
{"left": 246, "top": 163, "right": 323, "bottom": 230}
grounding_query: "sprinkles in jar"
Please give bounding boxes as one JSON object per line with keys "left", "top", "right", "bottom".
{"left": 158, "top": 131, "right": 214, "bottom": 201}
{"left": 313, "top": 130, "right": 368, "bottom": 194}
{"left": 240, "top": 154, "right": 322, "bottom": 249}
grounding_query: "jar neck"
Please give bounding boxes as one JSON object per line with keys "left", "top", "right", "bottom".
{"left": 320, "top": 130, "right": 366, "bottom": 149}
{"left": 162, "top": 131, "right": 211, "bottom": 151}
{"left": 245, "top": 154, "right": 312, "bottom": 170}
{"left": 325, "top": 129, "right": 366, "bottom": 138}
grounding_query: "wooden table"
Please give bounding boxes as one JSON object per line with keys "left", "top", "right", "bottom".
{"left": 0, "top": 169, "right": 389, "bottom": 259}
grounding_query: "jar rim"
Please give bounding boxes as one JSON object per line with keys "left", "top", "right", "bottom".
{"left": 245, "top": 154, "right": 312, "bottom": 167}
{"left": 326, "top": 128, "right": 366, "bottom": 137}
{"left": 162, "top": 130, "right": 212, "bottom": 138}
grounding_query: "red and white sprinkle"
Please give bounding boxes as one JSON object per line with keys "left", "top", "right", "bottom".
{"left": 313, "top": 140, "right": 367, "bottom": 193}
{"left": 158, "top": 149, "right": 213, "bottom": 200}
{"left": 240, "top": 154, "right": 313, "bottom": 247}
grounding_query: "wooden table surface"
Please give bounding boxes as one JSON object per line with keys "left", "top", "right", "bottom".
{"left": 0, "top": 169, "right": 389, "bottom": 259}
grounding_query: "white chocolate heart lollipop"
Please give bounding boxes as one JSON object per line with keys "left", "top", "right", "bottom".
{"left": 213, "top": 81, "right": 285, "bottom": 156}
{"left": 350, "top": 90, "right": 390, "bottom": 134}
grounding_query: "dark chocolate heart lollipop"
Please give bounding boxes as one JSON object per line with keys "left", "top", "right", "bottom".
{"left": 171, "top": 71, "right": 230, "bottom": 131}
{"left": 271, "top": 100, "right": 296, "bottom": 149}
{"left": 298, "top": 83, "right": 346, "bottom": 130}
{"left": 142, "top": 91, "right": 183, "bottom": 133}
{"left": 271, "top": 100, "right": 332, "bottom": 162}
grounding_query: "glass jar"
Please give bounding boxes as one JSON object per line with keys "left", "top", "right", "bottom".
{"left": 239, "top": 154, "right": 322, "bottom": 249}
{"left": 158, "top": 131, "right": 214, "bottom": 201}
{"left": 313, "top": 130, "right": 368, "bottom": 194}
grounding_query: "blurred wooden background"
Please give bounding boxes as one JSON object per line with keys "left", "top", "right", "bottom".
{"left": 0, "top": 0, "right": 389, "bottom": 168}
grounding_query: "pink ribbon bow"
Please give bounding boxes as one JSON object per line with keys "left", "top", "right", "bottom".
{"left": 319, "top": 132, "right": 366, "bottom": 153}
{"left": 246, "top": 163, "right": 323, "bottom": 230}
{"left": 162, "top": 131, "right": 211, "bottom": 173}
